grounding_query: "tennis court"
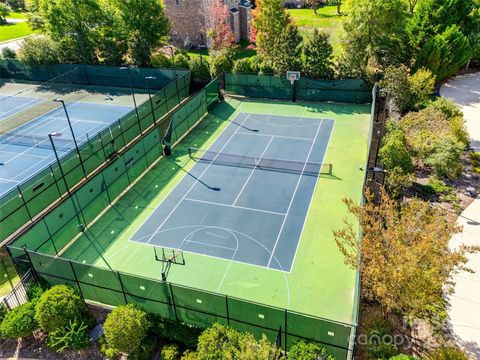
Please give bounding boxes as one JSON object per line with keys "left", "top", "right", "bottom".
{"left": 131, "top": 113, "right": 334, "bottom": 272}
{"left": 0, "top": 95, "right": 44, "bottom": 122}
{"left": 0, "top": 101, "right": 132, "bottom": 197}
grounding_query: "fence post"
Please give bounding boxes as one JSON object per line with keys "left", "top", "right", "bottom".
{"left": 284, "top": 309, "right": 288, "bottom": 351}
{"left": 68, "top": 260, "right": 85, "bottom": 299}
{"left": 117, "top": 271, "right": 128, "bottom": 305}
{"left": 22, "top": 247, "right": 38, "bottom": 282}
{"left": 168, "top": 282, "right": 178, "bottom": 321}
{"left": 225, "top": 295, "right": 230, "bottom": 326}
{"left": 17, "top": 186, "right": 33, "bottom": 222}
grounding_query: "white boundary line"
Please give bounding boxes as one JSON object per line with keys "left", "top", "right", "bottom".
{"left": 183, "top": 197, "right": 286, "bottom": 217}
{"left": 144, "top": 114, "right": 252, "bottom": 245}
{"left": 266, "top": 117, "right": 323, "bottom": 268}
{"left": 232, "top": 135, "right": 274, "bottom": 206}
{"left": 236, "top": 131, "right": 314, "bottom": 142}
{"left": 289, "top": 119, "right": 336, "bottom": 271}
{"left": 0, "top": 97, "right": 43, "bottom": 121}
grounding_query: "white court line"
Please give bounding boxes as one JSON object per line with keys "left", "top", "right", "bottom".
{"left": 144, "top": 114, "right": 252, "bottom": 245}
{"left": 0, "top": 150, "right": 45, "bottom": 159}
{"left": 0, "top": 98, "right": 42, "bottom": 120}
{"left": 184, "top": 197, "right": 286, "bottom": 217}
{"left": 0, "top": 177, "right": 19, "bottom": 183}
{"left": 7, "top": 108, "right": 109, "bottom": 181}
{"left": 289, "top": 120, "right": 335, "bottom": 271}
{"left": 237, "top": 131, "right": 314, "bottom": 142}
{"left": 266, "top": 117, "right": 323, "bottom": 268}
{"left": 232, "top": 135, "right": 274, "bottom": 206}
{"left": 184, "top": 239, "right": 236, "bottom": 252}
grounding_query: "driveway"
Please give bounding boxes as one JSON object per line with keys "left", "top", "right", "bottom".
{"left": 440, "top": 72, "right": 480, "bottom": 358}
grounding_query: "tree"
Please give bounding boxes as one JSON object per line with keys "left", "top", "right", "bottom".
{"left": 339, "top": 0, "right": 409, "bottom": 76}
{"left": 415, "top": 25, "right": 471, "bottom": 80}
{"left": 270, "top": 22, "right": 302, "bottom": 75}
{"left": 0, "top": 3, "right": 12, "bottom": 24}
{"left": 113, "top": 0, "right": 169, "bottom": 66}
{"left": 251, "top": 0, "right": 291, "bottom": 62}
{"left": 205, "top": 0, "right": 236, "bottom": 51}
{"left": 103, "top": 304, "right": 149, "bottom": 355}
{"left": 33, "top": 0, "right": 108, "bottom": 63}
{"left": 18, "top": 35, "right": 63, "bottom": 65}
{"left": 306, "top": 0, "right": 322, "bottom": 14}
{"left": 301, "top": 29, "right": 334, "bottom": 79}
{"left": 334, "top": 190, "right": 478, "bottom": 320}
{"left": 407, "top": 0, "right": 477, "bottom": 49}
{"left": 407, "top": 0, "right": 419, "bottom": 13}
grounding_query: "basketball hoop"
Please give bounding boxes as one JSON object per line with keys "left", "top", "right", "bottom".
{"left": 286, "top": 71, "right": 301, "bottom": 86}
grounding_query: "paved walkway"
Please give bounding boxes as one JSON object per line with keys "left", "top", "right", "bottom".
{"left": 440, "top": 73, "right": 480, "bottom": 358}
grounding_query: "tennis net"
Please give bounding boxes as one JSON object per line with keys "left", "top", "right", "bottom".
{"left": 0, "top": 132, "right": 75, "bottom": 152}
{"left": 188, "top": 147, "right": 333, "bottom": 176}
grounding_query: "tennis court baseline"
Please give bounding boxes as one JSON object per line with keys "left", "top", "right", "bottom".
{"left": 131, "top": 112, "right": 334, "bottom": 272}
{"left": 0, "top": 95, "right": 44, "bottom": 122}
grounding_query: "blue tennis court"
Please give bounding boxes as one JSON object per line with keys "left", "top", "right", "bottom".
{"left": 131, "top": 113, "right": 334, "bottom": 272}
{"left": 0, "top": 101, "right": 132, "bottom": 197}
{"left": 0, "top": 95, "right": 44, "bottom": 122}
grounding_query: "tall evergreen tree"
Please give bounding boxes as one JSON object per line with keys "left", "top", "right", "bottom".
{"left": 301, "top": 29, "right": 334, "bottom": 79}
{"left": 270, "top": 22, "right": 302, "bottom": 75}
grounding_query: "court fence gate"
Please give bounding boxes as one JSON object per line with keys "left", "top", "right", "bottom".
{"left": 0, "top": 62, "right": 192, "bottom": 244}
{"left": 8, "top": 247, "right": 355, "bottom": 359}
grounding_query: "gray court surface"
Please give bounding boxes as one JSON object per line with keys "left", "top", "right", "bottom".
{"left": 131, "top": 113, "right": 334, "bottom": 272}
{"left": 0, "top": 95, "right": 44, "bottom": 122}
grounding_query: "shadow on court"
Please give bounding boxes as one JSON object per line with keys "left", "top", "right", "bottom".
{"left": 60, "top": 101, "right": 238, "bottom": 267}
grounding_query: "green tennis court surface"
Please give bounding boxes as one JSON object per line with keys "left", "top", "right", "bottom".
{"left": 57, "top": 97, "right": 370, "bottom": 325}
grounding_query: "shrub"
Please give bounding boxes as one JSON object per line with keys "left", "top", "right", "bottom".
{"left": 103, "top": 304, "right": 149, "bottom": 355}
{"left": 0, "top": 302, "right": 37, "bottom": 339}
{"left": 162, "top": 344, "right": 180, "bottom": 360}
{"left": 26, "top": 282, "right": 47, "bottom": 303}
{"left": 379, "top": 127, "right": 413, "bottom": 174}
{"left": 385, "top": 167, "right": 414, "bottom": 199}
{"left": 390, "top": 355, "right": 418, "bottom": 360}
{"left": 0, "top": 303, "right": 7, "bottom": 324}
{"left": 1, "top": 47, "right": 17, "bottom": 60}
{"left": 364, "top": 315, "right": 399, "bottom": 359}
{"left": 151, "top": 52, "right": 173, "bottom": 68}
{"left": 181, "top": 350, "right": 198, "bottom": 360}
{"left": 18, "top": 35, "right": 63, "bottom": 65}
{"left": 128, "top": 334, "right": 157, "bottom": 360}
{"left": 189, "top": 56, "right": 211, "bottom": 82}
{"left": 0, "top": 3, "right": 12, "bottom": 24}
{"left": 380, "top": 65, "right": 413, "bottom": 114}
{"left": 172, "top": 53, "right": 190, "bottom": 69}
{"left": 427, "top": 346, "right": 469, "bottom": 360}
{"left": 148, "top": 314, "right": 202, "bottom": 349}
{"left": 46, "top": 319, "right": 90, "bottom": 353}
{"left": 408, "top": 68, "right": 435, "bottom": 109}
{"left": 209, "top": 50, "right": 234, "bottom": 77}
{"left": 425, "top": 135, "right": 464, "bottom": 179}
{"left": 34, "top": 285, "right": 90, "bottom": 333}
{"left": 232, "top": 57, "right": 255, "bottom": 74}
{"left": 288, "top": 340, "right": 334, "bottom": 359}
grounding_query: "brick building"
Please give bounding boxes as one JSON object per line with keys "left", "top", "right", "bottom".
{"left": 164, "top": 0, "right": 253, "bottom": 47}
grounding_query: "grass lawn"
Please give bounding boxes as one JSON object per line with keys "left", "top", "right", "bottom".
{"left": 287, "top": 6, "right": 344, "bottom": 58}
{"left": 0, "top": 15, "right": 36, "bottom": 42}
{"left": 7, "top": 12, "right": 28, "bottom": 20}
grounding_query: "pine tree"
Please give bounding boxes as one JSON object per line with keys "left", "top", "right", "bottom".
{"left": 301, "top": 29, "right": 334, "bottom": 79}
{"left": 270, "top": 23, "right": 302, "bottom": 75}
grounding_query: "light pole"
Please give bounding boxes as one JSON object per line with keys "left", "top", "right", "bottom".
{"left": 48, "top": 132, "right": 85, "bottom": 229}
{"left": 145, "top": 76, "right": 157, "bottom": 124}
{"left": 54, "top": 99, "right": 86, "bottom": 177}
{"left": 120, "top": 67, "right": 141, "bottom": 134}
{"left": 48, "top": 132, "right": 73, "bottom": 198}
